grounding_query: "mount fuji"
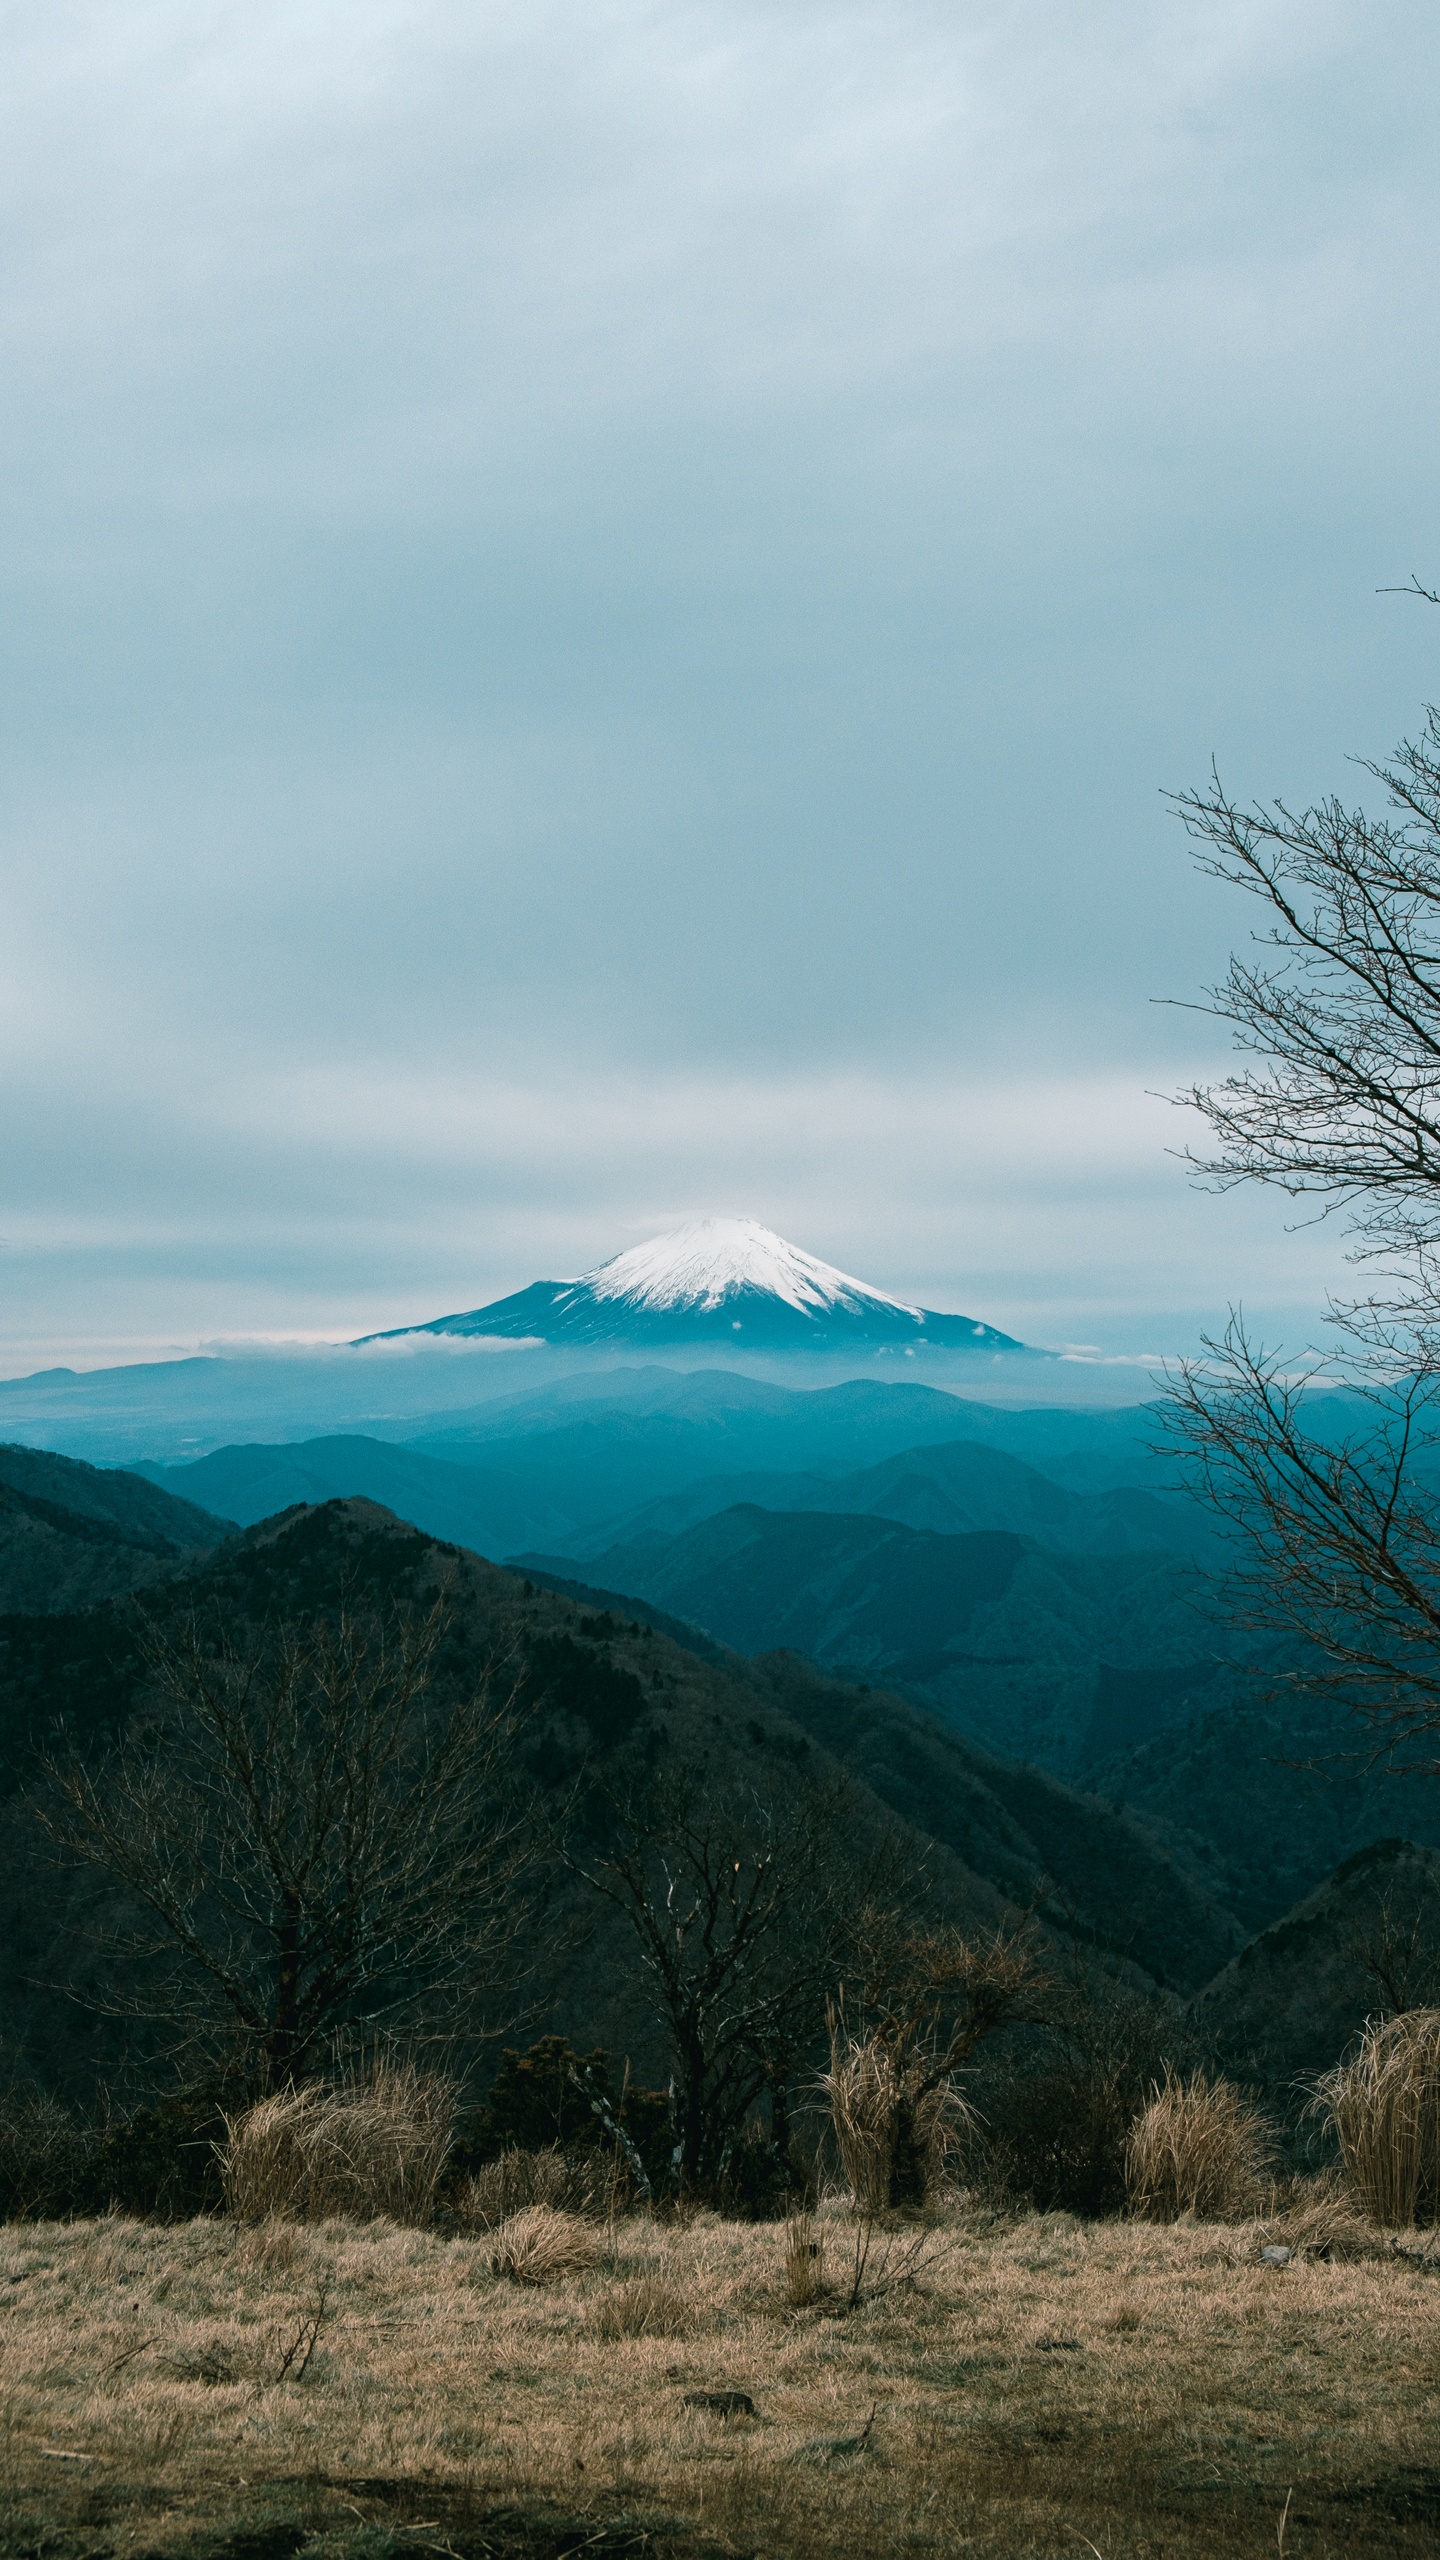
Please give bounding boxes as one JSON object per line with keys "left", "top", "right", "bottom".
{"left": 367, "top": 1219, "right": 1031, "bottom": 1356}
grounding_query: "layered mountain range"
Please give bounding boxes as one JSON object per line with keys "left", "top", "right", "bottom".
{"left": 0, "top": 1463, "right": 1432, "bottom": 2108}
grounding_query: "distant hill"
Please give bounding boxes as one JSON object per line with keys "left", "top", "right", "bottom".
{"left": 566, "top": 1432, "right": 1218, "bottom": 1560}
{"left": 135, "top": 1389, "right": 1201, "bottom": 1574}
{"left": 516, "top": 1502, "right": 1235, "bottom": 1771}
{"left": 134, "top": 1435, "right": 566, "bottom": 1560}
{"left": 0, "top": 1442, "right": 228, "bottom": 1615}
{"left": 1194, "top": 1839, "right": 1440, "bottom": 2098}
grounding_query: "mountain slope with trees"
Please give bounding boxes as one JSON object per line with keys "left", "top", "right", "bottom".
{"left": 0, "top": 1442, "right": 230, "bottom": 1615}
{"left": 0, "top": 1498, "right": 1249, "bottom": 2109}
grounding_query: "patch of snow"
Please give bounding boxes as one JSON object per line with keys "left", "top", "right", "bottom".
{"left": 578, "top": 1219, "right": 921, "bottom": 1320}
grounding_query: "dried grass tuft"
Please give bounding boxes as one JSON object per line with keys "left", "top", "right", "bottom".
{"left": 1313, "top": 2008, "right": 1440, "bottom": 2226}
{"left": 1124, "top": 2068, "right": 1274, "bottom": 2223}
{"left": 821, "top": 2031, "right": 971, "bottom": 2214}
{"left": 218, "top": 2061, "right": 455, "bottom": 2225}
{"left": 456, "top": 2142, "right": 617, "bottom": 2229}
{"left": 488, "top": 2204, "right": 602, "bottom": 2284}
{"left": 784, "top": 2211, "right": 825, "bottom": 2308}
{"left": 595, "top": 2268, "right": 690, "bottom": 2337}
{"left": 1236, "top": 2174, "right": 1380, "bottom": 2265}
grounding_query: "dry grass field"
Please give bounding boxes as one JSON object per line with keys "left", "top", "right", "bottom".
{"left": 1, "top": 2201, "right": 1438, "bottom": 2560}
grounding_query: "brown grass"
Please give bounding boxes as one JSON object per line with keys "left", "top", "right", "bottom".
{"left": 457, "top": 2141, "right": 618, "bottom": 2227}
{"left": 3, "top": 2194, "right": 1438, "bottom": 2559}
{"left": 595, "top": 2267, "right": 691, "bottom": 2338}
{"left": 1124, "top": 2067, "right": 1275, "bottom": 2222}
{"left": 218, "top": 2061, "right": 455, "bottom": 2225}
{"left": 821, "top": 2030, "right": 970, "bottom": 2211}
{"left": 784, "top": 2209, "right": 825, "bottom": 2307}
{"left": 488, "top": 2203, "right": 603, "bottom": 2283}
{"left": 1314, "top": 2007, "right": 1440, "bottom": 2225}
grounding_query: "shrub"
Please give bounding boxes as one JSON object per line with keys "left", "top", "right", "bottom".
{"left": 0, "top": 2084, "right": 96, "bottom": 2219}
{"left": 975, "top": 1982, "right": 1181, "bottom": 2215}
{"left": 1125, "top": 2068, "right": 1275, "bottom": 2221}
{"left": 83, "top": 2094, "right": 227, "bottom": 2219}
{"left": 456, "top": 2142, "right": 620, "bottom": 2228}
{"left": 219, "top": 2061, "right": 456, "bottom": 2224}
{"left": 452, "top": 2039, "right": 672, "bottom": 2194}
{"left": 0, "top": 2084, "right": 229, "bottom": 2223}
{"left": 821, "top": 2030, "right": 970, "bottom": 2213}
{"left": 1313, "top": 2008, "right": 1440, "bottom": 2225}
{"left": 720, "top": 2116, "right": 795, "bottom": 2220}
{"left": 488, "top": 2204, "right": 601, "bottom": 2284}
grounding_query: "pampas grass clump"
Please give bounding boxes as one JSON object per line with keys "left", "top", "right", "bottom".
{"left": 821, "top": 2030, "right": 972, "bottom": 2213}
{"left": 1314, "top": 2008, "right": 1440, "bottom": 2225}
{"left": 1125, "top": 2068, "right": 1274, "bottom": 2222}
{"left": 489, "top": 2204, "right": 602, "bottom": 2285}
{"left": 219, "top": 2061, "right": 455, "bottom": 2225}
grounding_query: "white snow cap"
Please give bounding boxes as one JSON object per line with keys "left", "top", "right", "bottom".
{"left": 579, "top": 1218, "right": 920, "bottom": 1318}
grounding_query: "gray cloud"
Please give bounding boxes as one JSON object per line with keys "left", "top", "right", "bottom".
{"left": 0, "top": 1, "right": 1434, "bottom": 1362}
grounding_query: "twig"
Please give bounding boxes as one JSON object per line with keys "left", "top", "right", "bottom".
{"left": 103, "top": 2335, "right": 154, "bottom": 2375}
{"left": 275, "top": 2278, "right": 330, "bottom": 2381}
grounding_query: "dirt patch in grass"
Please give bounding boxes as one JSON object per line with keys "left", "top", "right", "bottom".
{"left": 2, "top": 2205, "right": 1439, "bottom": 2556}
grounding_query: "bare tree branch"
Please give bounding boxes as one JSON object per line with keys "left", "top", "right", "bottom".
{"left": 38, "top": 1590, "right": 536, "bottom": 2087}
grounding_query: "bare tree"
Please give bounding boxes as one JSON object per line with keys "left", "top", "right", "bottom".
{"left": 40, "top": 1592, "right": 534, "bottom": 2089}
{"left": 568, "top": 1765, "right": 899, "bottom": 2194}
{"left": 826, "top": 1912, "right": 1047, "bottom": 2208}
{"left": 1172, "top": 704, "right": 1440, "bottom": 1278}
{"left": 1165, "top": 656, "right": 1440, "bottom": 1765}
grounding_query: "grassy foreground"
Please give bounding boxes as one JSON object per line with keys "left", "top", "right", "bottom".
{"left": 1, "top": 2206, "right": 1438, "bottom": 2559}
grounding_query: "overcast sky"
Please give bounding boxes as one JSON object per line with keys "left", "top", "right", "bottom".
{"left": 3, "top": 0, "right": 1439, "bottom": 1370}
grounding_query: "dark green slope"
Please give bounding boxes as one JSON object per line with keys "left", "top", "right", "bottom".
{"left": 515, "top": 1502, "right": 1440, "bottom": 1941}
{"left": 136, "top": 1434, "right": 571, "bottom": 1560}
{"left": 521, "top": 1503, "right": 1234, "bottom": 1773}
{"left": 1193, "top": 1839, "right": 1440, "bottom": 2095}
{"left": 752, "top": 1652, "right": 1240, "bottom": 1991}
{"left": 0, "top": 1499, "right": 1249, "bottom": 2098}
{"left": 0, "top": 1442, "right": 229, "bottom": 1616}
{"left": 1087, "top": 1697, "right": 1440, "bottom": 1939}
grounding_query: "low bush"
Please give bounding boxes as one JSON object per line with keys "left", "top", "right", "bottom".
{"left": 488, "top": 2203, "right": 602, "bottom": 2284}
{"left": 0, "top": 2083, "right": 96, "bottom": 2219}
{"left": 456, "top": 2141, "right": 622, "bottom": 2227}
{"left": 1125, "top": 2068, "right": 1275, "bottom": 2221}
{"left": 219, "top": 2060, "right": 456, "bottom": 2224}
{"left": 448, "top": 2038, "right": 672, "bottom": 2196}
{"left": 821, "top": 2030, "right": 970, "bottom": 2213}
{"left": 0, "top": 2083, "right": 226, "bottom": 2221}
{"left": 975, "top": 1984, "right": 1182, "bottom": 2215}
{"left": 1313, "top": 2007, "right": 1440, "bottom": 2224}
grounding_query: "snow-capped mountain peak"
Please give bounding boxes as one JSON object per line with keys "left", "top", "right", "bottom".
{"left": 362, "top": 1216, "right": 1031, "bottom": 1357}
{"left": 578, "top": 1219, "right": 918, "bottom": 1320}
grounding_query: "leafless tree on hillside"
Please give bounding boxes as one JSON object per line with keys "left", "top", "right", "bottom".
{"left": 567, "top": 1765, "right": 906, "bottom": 2194}
{"left": 40, "top": 1593, "right": 535, "bottom": 2089}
